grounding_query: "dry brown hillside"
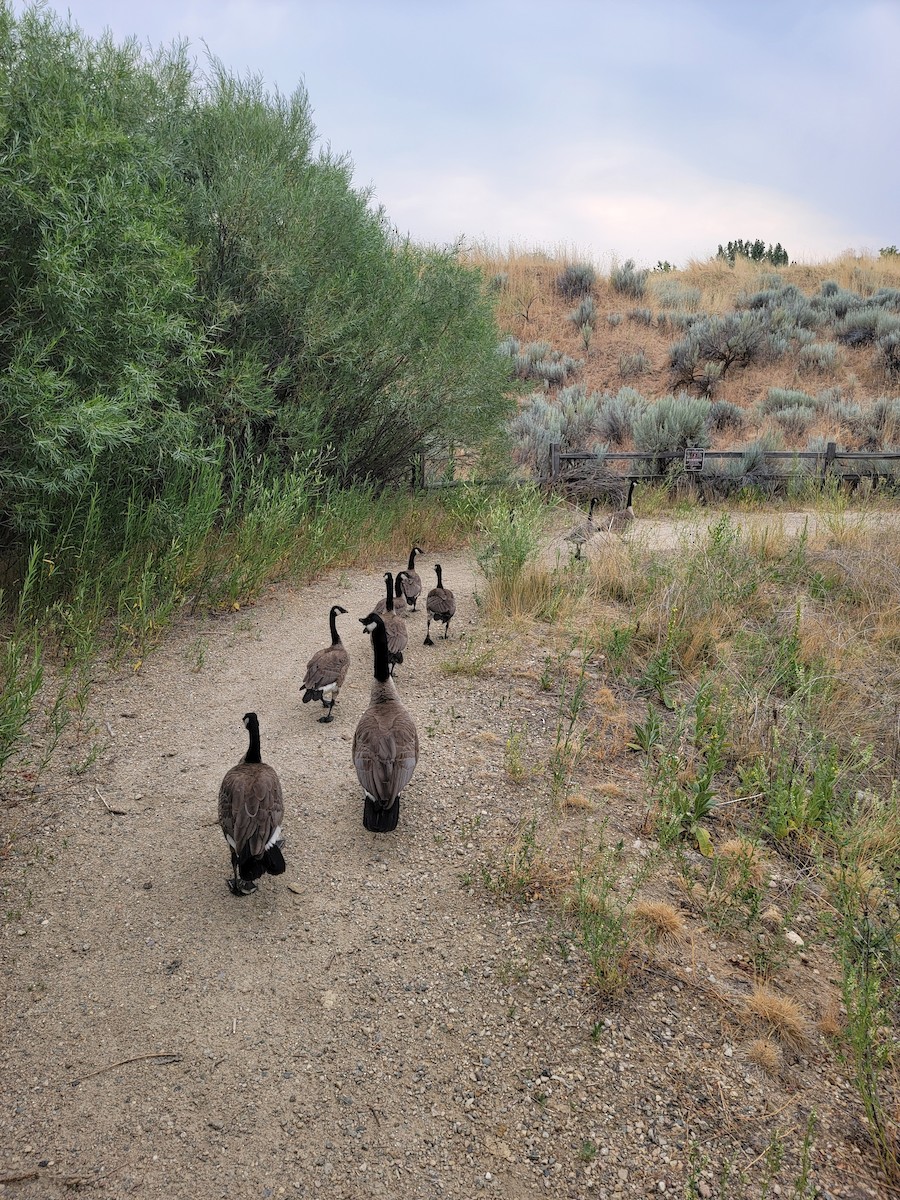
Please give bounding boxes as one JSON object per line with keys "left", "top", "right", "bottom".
{"left": 466, "top": 247, "right": 900, "bottom": 453}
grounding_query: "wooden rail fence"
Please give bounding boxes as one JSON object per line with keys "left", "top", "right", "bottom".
{"left": 548, "top": 441, "right": 900, "bottom": 486}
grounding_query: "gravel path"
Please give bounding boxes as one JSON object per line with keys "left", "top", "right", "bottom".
{"left": 0, "top": 520, "right": 890, "bottom": 1199}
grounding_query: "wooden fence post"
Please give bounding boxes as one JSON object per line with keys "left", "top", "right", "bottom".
{"left": 823, "top": 441, "right": 836, "bottom": 484}
{"left": 549, "top": 442, "right": 560, "bottom": 485}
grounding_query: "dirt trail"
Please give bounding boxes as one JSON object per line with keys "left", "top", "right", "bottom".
{"left": 0, "top": 517, "right": 890, "bottom": 1200}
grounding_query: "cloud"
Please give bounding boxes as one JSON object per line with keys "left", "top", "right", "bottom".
{"left": 12, "top": 0, "right": 897, "bottom": 262}
{"left": 366, "top": 131, "right": 872, "bottom": 266}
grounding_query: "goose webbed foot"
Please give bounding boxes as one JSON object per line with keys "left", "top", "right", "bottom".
{"left": 318, "top": 711, "right": 334, "bottom": 723}
{"left": 423, "top": 635, "right": 434, "bottom": 646}
{"left": 227, "top": 877, "right": 258, "bottom": 896}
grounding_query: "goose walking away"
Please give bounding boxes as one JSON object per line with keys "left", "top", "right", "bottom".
{"left": 400, "top": 546, "right": 424, "bottom": 611}
{"left": 374, "top": 570, "right": 409, "bottom": 618}
{"left": 372, "top": 571, "right": 408, "bottom": 674}
{"left": 424, "top": 563, "right": 456, "bottom": 645}
{"left": 606, "top": 479, "right": 636, "bottom": 534}
{"left": 300, "top": 605, "right": 350, "bottom": 723}
{"left": 564, "top": 497, "right": 599, "bottom": 559}
{"left": 218, "top": 712, "right": 285, "bottom": 896}
{"left": 353, "top": 612, "right": 419, "bottom": 832}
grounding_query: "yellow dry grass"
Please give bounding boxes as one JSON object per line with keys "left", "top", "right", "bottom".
{"left": 591, "top": 712, "right": 632, "bottom": 762}
{"left": 630, "top": 899, "right": 685, "bottom": 944}
{"left": 744, "top": 984, "right": 809, "bottom": 1049}
{"left": 818, "top": 997, "right": 844, "bottom": 1039}
{"left": 717, "top": 838, "right": 768, "bottom": 888}
{"left": 562, "top": 791, "right": 594, "bottom": 812}
{"left": 594, "top": 782, "right": 627, "bottom": 799}
{"left": 745, "top": 1037, "right": 783, "bottom": 1076}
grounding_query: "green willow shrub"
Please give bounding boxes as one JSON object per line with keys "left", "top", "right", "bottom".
{"left": 0, "top": 5, "right": 513, "bottom": 595}
{"left": 0, "top": 7, "right": 207, "bottom": 543}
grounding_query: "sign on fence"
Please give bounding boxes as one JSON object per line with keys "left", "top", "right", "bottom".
{"left": 683, "top": 447, "right": 705, "bottom": 472}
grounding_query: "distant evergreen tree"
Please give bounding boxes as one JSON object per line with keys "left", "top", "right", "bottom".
{"left": 717, "top": 239, "right": 789, "bottom": 267}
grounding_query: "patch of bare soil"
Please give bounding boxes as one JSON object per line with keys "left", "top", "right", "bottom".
{"left": 0, "top": 525, "right": 891, "bottom": 1199}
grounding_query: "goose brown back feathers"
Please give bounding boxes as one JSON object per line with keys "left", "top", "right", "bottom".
{"left": 400, "top": 546, "right": 424, "bottom": 610}
{"left": 300, "top": 605, "right": 350, "bottom": 722}
{"left": 424, "top": 563, "right": 456, "bottom": 645}
{"left": 354, "top": 613, "right": 419, "bottom": 832}
{"left": 218, "top": 712, "right": 285, "bottom": 895}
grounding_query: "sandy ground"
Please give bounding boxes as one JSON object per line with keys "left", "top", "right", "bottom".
{"left": 0, "top": 515, "right": 893, "bottom": 1200}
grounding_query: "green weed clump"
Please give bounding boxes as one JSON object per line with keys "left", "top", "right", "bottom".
{"left": 828, "top": 820, "right": 900, "bottom": 1184}
{"left": 567, "top": 836, "right": 633, "bottom": 996}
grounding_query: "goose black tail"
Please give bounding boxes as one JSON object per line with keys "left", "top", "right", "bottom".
{"left": 238, "top": 843, "right": 286, "bottom": 880}
{"left": 302, "top": 689, "right": 321, "bottom": 704}
{"left": 263, "top": 844, "right": 286, "bottom": 875}
{"left": 363, "top": 795, "right": 400, "bottom": 833}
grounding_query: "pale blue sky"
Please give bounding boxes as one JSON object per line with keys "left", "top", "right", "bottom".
{"left": 16, "top": 0, "right": 900, "bottom": 266}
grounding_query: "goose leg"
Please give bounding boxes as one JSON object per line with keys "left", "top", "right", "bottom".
{"left": 318, "top": 699, "right": 335, "bottom": 724}
{"left": 226, "top": 854, "right": 257, "bottom": 896}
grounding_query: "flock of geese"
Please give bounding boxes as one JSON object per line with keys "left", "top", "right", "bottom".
{"left": 217, "top": 486, "right": 635, "bottom": 896}
{"left": 217, "top": 547, "right": 457, "bottom": 895}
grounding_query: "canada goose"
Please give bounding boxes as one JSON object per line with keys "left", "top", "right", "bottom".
{"left": 218, "top": 712, "right": 285, "bottom": 896}
{"left": 300, "top": 605, "right": 350, "bottom": 723}
{"left": 400, "top": 546, "right": 424, "bottom": 611}
{"left": 371, "top": 571, "right": 408, "bottom": 673}
{"left": 354, "top": 612, "right": 419, "bottom": 832}
{"left": 564, "top": 497, "right": 599, "bottom": 559}
{"left": 374, "top": 570, "right": 409, "bottom": 619}
{"left": 424, "top": 563, "right": 456, "bottom": 645}
{"left": 606, "top": 479, "right": 636, "bottom": 535}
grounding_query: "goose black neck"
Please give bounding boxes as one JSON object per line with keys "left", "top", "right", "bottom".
{"left": 394, "top": 574, "right": 404, "bottom": 597}
{"left": 589, "top": 498, "right": 597, "bottom": 516}
{"left": 435, "top": 565, "right": 443, "bottom": 587}
{"left": 384, "top": 572, "right": 394, "bottom": 612}
{"left": 245, "top": 716, "right": 262, "bottom": 764}
{"left": 407, "top": 547, "right": 417, "bottom": 569}
{"left": 626, "top": 479, "right": 635, "bottom": 507}
{"left": 370, "top": 618, "right": 391, "bottom": 683}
